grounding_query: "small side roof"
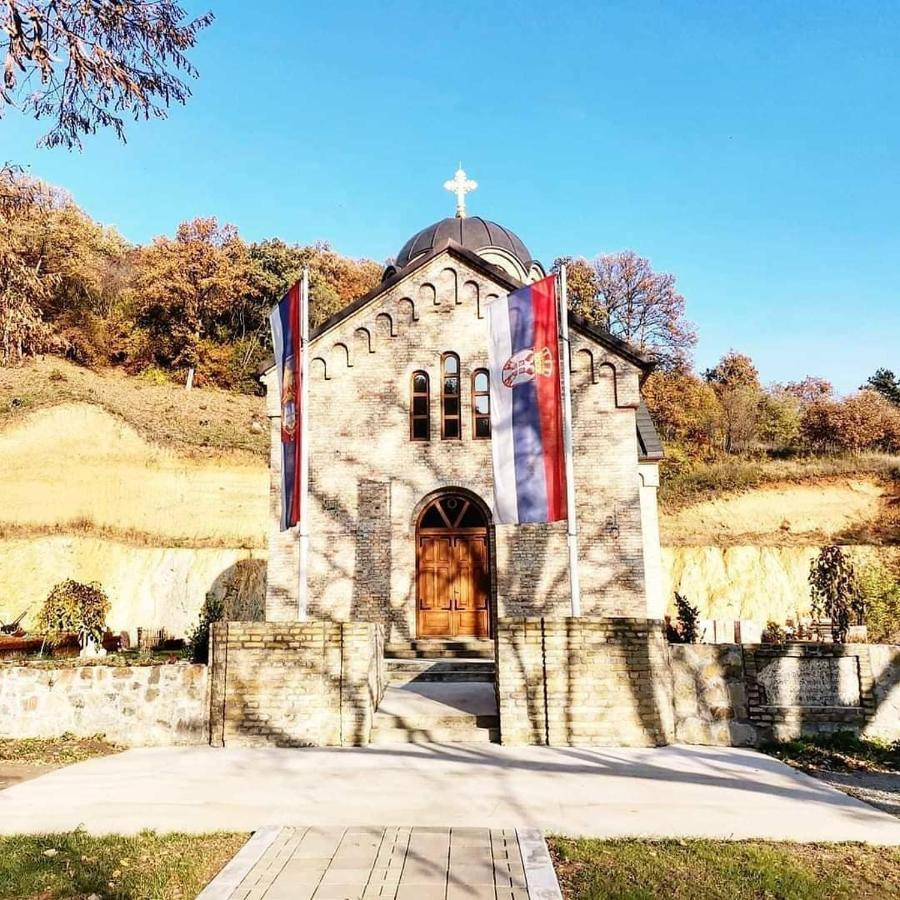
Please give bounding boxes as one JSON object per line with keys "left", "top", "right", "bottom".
{"left": 636, "top": 401, "right": 664, "bottom": 461}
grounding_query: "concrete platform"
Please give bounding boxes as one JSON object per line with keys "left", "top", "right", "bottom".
{"left": 1, "top": 744, "right": 899, "bottom": 843}
{"left": 376, "top": 683, "right": 498, "bottom": 721}
{"left": 371, "top": 683, "right": 499, "bottom": 744}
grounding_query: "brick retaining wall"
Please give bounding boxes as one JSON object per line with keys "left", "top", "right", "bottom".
{"left": 0, "top": 662, "right": 208, "bottom": 746}
{"left": 496, "top": 617, "right": 674, "bottom": 747}
{"left": 209, "top": 621, "right": 385, "bottom": 747}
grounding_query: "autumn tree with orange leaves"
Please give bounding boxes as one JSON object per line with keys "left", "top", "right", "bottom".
{"left": 133, "top": 218, "right": 264, "bottom": 385}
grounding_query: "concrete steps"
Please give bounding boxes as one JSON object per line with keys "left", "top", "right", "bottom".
{"left": 384, "top": 640, "right": 494, "bottom": 660}
{"left": 370, "top": 682, "right": 500, "bottom": 745}
{"left": 385, "top": 658, "right": 495, "bottom": 686}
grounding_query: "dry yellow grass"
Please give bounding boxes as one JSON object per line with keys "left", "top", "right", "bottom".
{"left": 0, "top": 403, "right": 267, "bottom": 547}
{"left": 0, "top": 357, "right": 267, "bottom": 457}
{"left": 661, "top": 478, "right": 887, "bottom": 546}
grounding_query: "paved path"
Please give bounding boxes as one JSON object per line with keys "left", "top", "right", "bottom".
{"left": 2, "top": 744, "right": 899, "bottom": 843}
{"left": 0, "top": 763, "right": 55, "bottom": 791}
{"left": 198, "top": 826, "right": 561, "bottom": 900}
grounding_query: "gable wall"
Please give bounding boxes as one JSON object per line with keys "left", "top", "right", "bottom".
{"left": 264, "top": 251, "right": 650, "bottom": 638}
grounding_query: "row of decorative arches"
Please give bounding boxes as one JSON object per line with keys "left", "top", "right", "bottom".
{"left": 312, "top": 341, "right": 626, "bottom": 412}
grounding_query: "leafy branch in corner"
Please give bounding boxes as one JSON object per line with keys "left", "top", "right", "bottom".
{"left": 2, "top": 1, "right": 213, "bottom": 148}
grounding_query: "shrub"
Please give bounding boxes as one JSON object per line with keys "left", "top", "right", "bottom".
{"left": 186, "top": 595, "right": 224, "bottom": 663}
{"left": 801, "top": 390, "right": 900, "bottom": 454}
{"left": 809, "top": 546, "right": 864, "bottom": 643}
{"left": 858, "top": 562, "right": 900, "bottom": 644}
{"left": 35, "top": 580, "right": 110, "bottom": 649}
{"left": 138, "top": 365, "right": 173, "bottom": 386}
{"left": 667, "top": 592, "right": 700, "bottom": 643}
{"left": 763, "top": 620, "right": 786, "bottom": 643}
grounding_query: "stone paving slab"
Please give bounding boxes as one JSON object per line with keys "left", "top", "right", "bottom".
{"left": 202, "top": 826, "right": 560, "bottom": 900}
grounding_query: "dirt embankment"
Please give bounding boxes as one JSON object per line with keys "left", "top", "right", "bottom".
{"left": 0, "top": 395, "right": 270, "bottom": 636}
{"left": 661, "top": 479, "right": 892, "bottom": 547}
{"left": 0, "top": 403, "right": 267, "bottom": 548}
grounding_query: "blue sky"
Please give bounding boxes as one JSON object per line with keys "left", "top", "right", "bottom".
{"left": 4, "top": 1, "right": 899, "bottom": 393}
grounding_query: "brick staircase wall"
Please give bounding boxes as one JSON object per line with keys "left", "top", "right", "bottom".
{"left": 209, "top": 621, "right": 384, "bottom": 747}
{"left": 497, "top": 616, "right": 900, "bottom": 747}
{"left": 496, "top": 617, "right": 675, "bottom": 747}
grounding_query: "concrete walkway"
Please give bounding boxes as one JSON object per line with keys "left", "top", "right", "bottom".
{"left": 197, "top": 826, "right": 561, "bottom": 900}
{"left": 1, "top": 744, "right": 899, "bottom": 843}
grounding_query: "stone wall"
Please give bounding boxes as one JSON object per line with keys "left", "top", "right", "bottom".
{"left": 866, "top": 645, "right": 900, "bottom": 741}
{"left": 209, "top": 621, "right": 384, "bottom": 747}
{"left": 0, "top": 662, "right": 208, "bottom": 746}
{"left": 496, "top": 617, "right": 674, "bottom": 747}
{"left": 669, "top": 642, "right": 900, "bottom": 746}
{"left": 264, "top": 248, "right": 655, "bottom": 638}
{"left": 669, "top": 644, "right": 756, "bottom": 745}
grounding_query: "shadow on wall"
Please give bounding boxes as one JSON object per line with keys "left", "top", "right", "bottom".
{"left": 497, "top": 618, "right": 674, "bottom": 748}
{"left": 209, "top": 558, "right": 267, "bottom": 621}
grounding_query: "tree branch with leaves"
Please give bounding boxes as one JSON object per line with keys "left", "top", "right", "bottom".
{"left": 2, "top": 1, "right": 213, "bottom": 148}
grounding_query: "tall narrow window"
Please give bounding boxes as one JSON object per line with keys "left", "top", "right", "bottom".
{"left": 410, "top": 371, "right": 430, "bottom": 441}
{"left": 441, "top": 352, "right": 461, "bottom": 439}
{"left": 472, "top": 369, "right": 491, "bottom": 439}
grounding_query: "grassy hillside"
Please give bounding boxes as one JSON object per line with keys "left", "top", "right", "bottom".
{"left": 0, "top": 358, "right": 267, "bottom": 458}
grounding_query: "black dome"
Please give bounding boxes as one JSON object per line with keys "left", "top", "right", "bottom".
{"left": 394, "top": 216, "right": 534, "bottom": 270}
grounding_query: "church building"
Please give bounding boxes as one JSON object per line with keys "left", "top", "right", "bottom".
{"left": 262, "top": 172, "right": 665, "bottom": 644}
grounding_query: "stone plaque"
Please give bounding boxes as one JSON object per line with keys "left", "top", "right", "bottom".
{"left": 755, "top": 656, "right": 860, "bottom": 708}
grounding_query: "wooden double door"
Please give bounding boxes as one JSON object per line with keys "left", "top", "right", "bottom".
{"left": 416, "top": 532, "right": 491, "bottom": 639}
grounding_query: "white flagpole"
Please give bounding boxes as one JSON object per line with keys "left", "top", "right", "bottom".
{"left": 558, "top": 265, "right": 582, "bottom": 616}
{"left": 297, "top": 267, "right": 311, "bottom": 621}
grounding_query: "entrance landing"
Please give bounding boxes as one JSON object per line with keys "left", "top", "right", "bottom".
{"left": 371, "top": 683, "right": 500, "bottom": 744}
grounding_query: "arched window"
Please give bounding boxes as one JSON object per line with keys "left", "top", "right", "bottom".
{"left": 441, "top": 352, "right": 461, "bottom": 439}
{"left": 472, "top": 369, "right": 491, "bottom": 439}
{"left": 410, "top": 371, "right": 430, "bottom": 441}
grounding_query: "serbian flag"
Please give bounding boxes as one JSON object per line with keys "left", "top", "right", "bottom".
{"left": 269, "top": 282, "right": 302, "bottom": 530}
{"left": 488, "top": 274, "right": 567, "bottom": 524}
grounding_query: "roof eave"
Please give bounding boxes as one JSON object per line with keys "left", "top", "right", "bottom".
{"left": 257, "top": 242, "right": 524, "bottom": 376}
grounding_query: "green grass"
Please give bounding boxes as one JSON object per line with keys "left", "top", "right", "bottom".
{"left": 0, "top": 734, "right": 119, "bottom": 767}
{"left": 549, "top": 838, "right": 900, "bottom": 900}
{"left": 658, "top": 452, "right": 900, "bottom": 511}
{"left": 0, "top": 831, "right": 247, "bottom": 899}
{"left": 759, "top": 732, "right": 900, "bottom": 774}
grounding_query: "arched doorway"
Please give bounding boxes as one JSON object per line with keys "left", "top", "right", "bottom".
{"left": 416, "top": 490, "right": 491, "bottom": 639}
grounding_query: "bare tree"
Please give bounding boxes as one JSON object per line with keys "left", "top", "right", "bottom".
{"left": 554, "top": 251, "right": 697, "bottom": 369}
{"left": 2, "top": 1, "right": 213, "bottom": 148}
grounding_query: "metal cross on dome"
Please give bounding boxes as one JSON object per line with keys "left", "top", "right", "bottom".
{"left": 444, "top": 165, "right": 478, "bottom": 218}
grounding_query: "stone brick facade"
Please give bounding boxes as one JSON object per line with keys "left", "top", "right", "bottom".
{"left": 264, "top": 246, "right": 661, "bottom": 638}
{"left": 0, "top": 662, "right": 208, "bottom": 746}
{"left": 496, "top": 616, "right": 674, "bottom": 747}
{"left": 208, "top": 621, "right": 384, "bottom": 747}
